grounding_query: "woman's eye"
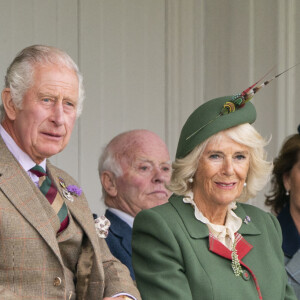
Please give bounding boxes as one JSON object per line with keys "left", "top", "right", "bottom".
{"left": 235, "top": 155, "right": 246, "bottom": 160}
{"left": 209, "top": 154, "right": 220, "bottom": 159}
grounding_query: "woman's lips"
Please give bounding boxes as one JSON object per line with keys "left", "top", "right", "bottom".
{"left": 215, "top": 182, "right": 237, "bottom": 189}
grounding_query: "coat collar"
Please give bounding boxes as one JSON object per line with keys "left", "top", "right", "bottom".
{"left": 168, "top": 194, "right": 261, "bottom": 239}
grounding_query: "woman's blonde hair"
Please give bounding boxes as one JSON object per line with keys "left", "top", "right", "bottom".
{"left": 167, "top": 123, "right": 272, "bottom": 202}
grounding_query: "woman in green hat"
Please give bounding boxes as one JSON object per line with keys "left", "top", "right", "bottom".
{"left": 132, "top": 89, "right": 297, "bottom": 299}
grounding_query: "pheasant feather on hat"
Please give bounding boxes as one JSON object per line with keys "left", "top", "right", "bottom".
{"left": 176, "top": 63, "right": 299, "bottom": 159}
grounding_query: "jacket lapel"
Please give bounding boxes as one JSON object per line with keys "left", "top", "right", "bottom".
{"left": 169, "top": 194, "right": 209, "bottom": 239}
{"left": 285, "top": 249, "right": 300, "bottom": 284}
{"left": 105, "top": 210, "right": 132, "bottom": 255}
{"left": 0, "top": 138, "right": 63, "bottom": 264}
{"left": 169, "top": 195, "right": 261, "bottom": 261}
{"left": 209, "top": 233, "right": 253, "bottom": 260}
{"left": 234, "top": 204, "right": 261, "bottom": 236}
{"left": 48, "top": 164, "right": 105, "bottom": 280}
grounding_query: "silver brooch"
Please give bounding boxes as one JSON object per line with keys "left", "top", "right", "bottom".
{"left": 244, "top": 216, "right": 251, "bottom": 224}
{"left": 59, "top": 177, "right": 74, "bottom": 202}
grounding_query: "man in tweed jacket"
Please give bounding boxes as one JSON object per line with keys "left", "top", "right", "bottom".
{"left": 0, "top": 45, "right": 140, "bottom": 300}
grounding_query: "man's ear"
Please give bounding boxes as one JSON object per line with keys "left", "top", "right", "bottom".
{"left": 1, "top": 88, "right": 17, "bottom": 120}
{"left": 101, "top": 171, "right": 118, "bottom": 197}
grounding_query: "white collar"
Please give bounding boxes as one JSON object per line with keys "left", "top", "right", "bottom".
{"left": 183, "top": 191, "right": 242, "bottom": 249}
{"left": 0, "top": 125, "right": 46, "bottom": 184}
{"left": 108, "top": 208, "right": 134, "bottom": 228}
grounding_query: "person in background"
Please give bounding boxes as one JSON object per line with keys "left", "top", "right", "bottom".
{"left": 265, "top": 124, "right": 300, "bottom": 299}
{"left": 98, "top": 129, "right": 172, "bottom": 279}
{"left": 0, "top": 45, "right": 140, "bottom": 300}
{"left": 132, "top": 89, "right": 297, "bottom": 298}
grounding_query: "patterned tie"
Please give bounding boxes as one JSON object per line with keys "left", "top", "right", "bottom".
{"left": 30, "top": 165, "right": 69, "bottom": 233}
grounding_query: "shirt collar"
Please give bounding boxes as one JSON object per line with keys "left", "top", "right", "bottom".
{"left": 277, "top": 203, "right": 300, "bottom": 257}
{"left": 108, "top": 208, "right": 134, "bottom": 228}
{"left": 0, "top": 125, "right": 46, "bottom": 182}
{"left": 183, "top": 191, "right": 242, "bottom": 249}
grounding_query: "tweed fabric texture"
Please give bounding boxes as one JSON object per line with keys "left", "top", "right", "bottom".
{"left": 0, "top": 136, "right": 141, "bottom": 300}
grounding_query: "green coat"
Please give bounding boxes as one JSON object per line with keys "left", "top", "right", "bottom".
{"left": 132, "top": 194, "right": 296, "bottom": 300}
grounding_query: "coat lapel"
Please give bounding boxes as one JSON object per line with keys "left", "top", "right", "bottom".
{"left": 0, "top": 138, "right": 63, "bottom": 264}
{"left": 169, "top": 195, "right": 261, "bottom": 239}
{"left": 105, "top": 210, "right": 132, "bottom": 255}
{"left": 285, "top": 249, "right": 300, "bottom": 284}
{"left": 169, "top": 194, "right": 209, "bottom": 239}
{"left": 169, "top": 195, "right": 261, "bottom": 259}
{"left": 209, "top": 232, "right": 253, "bottom": 260}
{"left": 48, "top": 164, "right": 105, "bottom": 280}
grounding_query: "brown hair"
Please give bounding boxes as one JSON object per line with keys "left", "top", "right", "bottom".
{"left": 265, "top": 132, "right": 300, "bottom": 214}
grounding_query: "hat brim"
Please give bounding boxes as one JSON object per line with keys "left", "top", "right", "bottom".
{"left": 175, "top": 96, "right": 256, "bottom": 159}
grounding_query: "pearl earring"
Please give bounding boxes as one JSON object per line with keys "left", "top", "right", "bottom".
{"left": 286, "top": 190, "right": 290, "bottom": 196}
{"left": 243, "top": 182, "right": 247, "bottom": 187}
{"left": 188, "top": 178, "right": 193, "bottom": 183}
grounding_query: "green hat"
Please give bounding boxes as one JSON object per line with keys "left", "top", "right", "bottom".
{"left": 175, "top": 96, "right": 256, "bottom": 159}
{"left": 175, "top": 64, "right": 299, "bottom": 159}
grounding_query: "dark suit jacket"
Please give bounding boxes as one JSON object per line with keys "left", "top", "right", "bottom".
{"left": 105, "top": 209, "right": 135, "bottom": 279}
{"left": 0, "top": 136, "right": 140, "bottom": 300}
{"left": 132, "top": 194, "right": 296, "bottom": 300}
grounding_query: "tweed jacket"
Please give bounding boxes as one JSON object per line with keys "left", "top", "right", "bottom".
{"left": 0, "top": 137, "right": 140, "bottom": 300}
{"left": 132, "top": 194, "right": 297, "bottom": 300}
{"left": 105, "top": 210, "right": 135, "bottom": 279}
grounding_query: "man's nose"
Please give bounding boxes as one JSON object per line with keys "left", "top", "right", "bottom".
{"left": 51, "top": 102, "right": 65, "bottom": 125}
{"left": 152, "top": 167, "right": 169, "bottom": 184}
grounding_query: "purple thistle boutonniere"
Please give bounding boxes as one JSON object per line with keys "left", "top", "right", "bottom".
{"left": 58, "top": 177, "right": 82, "bottom": 202}
{"left": 67, "top": 185, "right": 82, "bottom": 196}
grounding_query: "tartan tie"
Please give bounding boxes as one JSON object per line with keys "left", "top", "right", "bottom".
{"left": 30, "top": 165, "right": 69, "bottom": 233}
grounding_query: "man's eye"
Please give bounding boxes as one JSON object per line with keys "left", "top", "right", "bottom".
{"left": 140, "top": 166, "right": 149, "bottom": 171}
{"left": 65, "top": 101, "right": 74, "bottom": 107}
{"left": 42, "top": 98, "right": 51, "bottom": 102}
{"left": 162, "top": 166, "right": 170, "bottom": 172}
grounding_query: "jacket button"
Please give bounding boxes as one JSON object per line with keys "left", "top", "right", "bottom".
{"left": 53, "top": 277, "right": 62, "bottom": 286}
{"left": 242, "top": 270, "right": 250, "bottom": 281}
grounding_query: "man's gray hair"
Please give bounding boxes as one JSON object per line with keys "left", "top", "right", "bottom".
{"left": 98, "top": 137, "right": 124, "bottom": 200}
{"left": 98, "top": 144, "right": 124, "bottom": 179}
{"left": 0, "top": 44, "right": 85, "bottom": 122}
{"left": 98, "top": 130, "right": 148, "bottom": 200}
